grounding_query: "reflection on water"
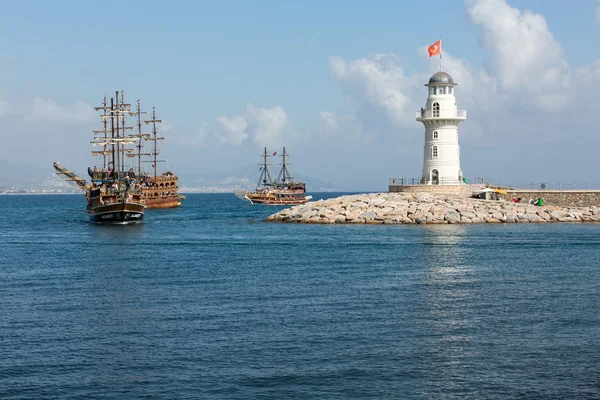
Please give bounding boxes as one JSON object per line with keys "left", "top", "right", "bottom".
{"left": 417, "top": 226, "right": 476, "bottom": 387}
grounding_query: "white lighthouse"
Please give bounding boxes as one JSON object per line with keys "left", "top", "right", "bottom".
{"left": 416, "top": 71, "right": 466, "bottom": 185}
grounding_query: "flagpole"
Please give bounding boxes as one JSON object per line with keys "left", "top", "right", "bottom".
{"left": 440, "top": 36, "right": 443, "bottom": 72}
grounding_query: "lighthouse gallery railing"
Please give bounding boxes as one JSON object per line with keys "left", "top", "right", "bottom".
{"left": 416, "top": 109, "right": 467, "bottom": 119}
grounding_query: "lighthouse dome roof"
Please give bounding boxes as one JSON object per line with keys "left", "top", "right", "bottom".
{"left": 428, "top": 71, "right": 454, "bottom": 84}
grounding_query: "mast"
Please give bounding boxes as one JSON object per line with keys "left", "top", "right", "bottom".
{"left": 93, "top": 95, "right": 110, "bottom": 169}
{"left": 135, "top": 100, "right": 144, "bottom": 176}
{"left": 276, "top": 146, "right": 293, "bottom": 185}
{"left": 257, "top": 147, "right": 273, "bottom": 188}
{"left": 137, "top": 100, "right": 142, "bottom": 175}
{"left": 143, "top": 107, "right": 165, "bottom": 179}
{"left": 118, "top": 91, "right": 134, "bottom": 174}
{"left": 115, "top": 91, "right": 120, "bottom": 177}
{"left": 120, "top": 91, "right": 125, "bottom": 173}
{"left": 101, "top": 95, "right": 107, "bottom": 169}
{"left": 110, "top": 96, "right": 115, "bottom": 175}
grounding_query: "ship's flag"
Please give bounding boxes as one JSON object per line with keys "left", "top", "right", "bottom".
{"left": 428, "top": 40, "right": 441, "bottom": 57}
{"left": 272, "top": 151, "right": 277, "bottom": 156}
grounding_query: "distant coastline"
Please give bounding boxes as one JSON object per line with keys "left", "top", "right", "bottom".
{"left": 0, "top": 192, "right": 82, "bottom": 196}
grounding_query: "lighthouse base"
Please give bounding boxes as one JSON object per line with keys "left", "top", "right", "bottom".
{"left": 389, "top": 183, "right": 483, "bottom": 197}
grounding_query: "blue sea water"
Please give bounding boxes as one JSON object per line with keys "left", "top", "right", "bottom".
{"left": 1, "top": 193, "right": 600, "bottom": 399}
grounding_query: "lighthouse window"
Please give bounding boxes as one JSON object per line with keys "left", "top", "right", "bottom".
{"left": 430, "top": 87, "right": 435, "bottom": 96}
{"left": 432, "top": 146, "right": 438, "bottom": 158}
{"left": 433, "top": 102, "right": 440, "bottom": 117}
{"left": 449, "top": 87, "right": 453, "bottom": 95}
{"left": 433, "top": 131, "right": 438, "bottom": 140}
{"left": 439, "top": 87, "right": 445, "bottom": 95}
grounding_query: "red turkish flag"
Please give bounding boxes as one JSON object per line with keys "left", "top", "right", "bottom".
{"left": 428, "top": 40, "right": 441, "bottom": 57}
{"left": 272, "top": 151, "right": 277, "bottom": 156}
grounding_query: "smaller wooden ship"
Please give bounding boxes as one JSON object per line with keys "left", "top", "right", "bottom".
{"left": 234, "top": 147, "right": 312, "bottom": 205}
{"left": 137, "top": 106, "right": 182, "bottom": 209}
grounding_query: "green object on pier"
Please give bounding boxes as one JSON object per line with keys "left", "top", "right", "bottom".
{"left": 538, "top": 198, "right": 543, "bottom": 206}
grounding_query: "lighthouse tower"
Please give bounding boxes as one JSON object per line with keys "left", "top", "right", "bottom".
{"left": 416, "top": 71, "right": 466, "bottom": 185}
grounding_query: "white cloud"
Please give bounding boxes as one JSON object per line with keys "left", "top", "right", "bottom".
{"left": 466, "top": 0, "right": 571, "bottom": 110}
{"left": 0, "top": 95, "right": 98, "bottom": 171}
{"left": 216, "top": 103, "right": 293, "bottom": 147}
{"left": 320, "top": 111, "right": 358, "bottom": 138}
{"left": 575, "top": 59, "right": 600, "bottom": 86}
{"left": 329, "top": 54, "right": 417, "bottom": 127}
{"left": 170, "top": 122, "right": 211, "bottom": 148}
{"left": 30, "top": 97, "right": 96, "bottom": 124}
{"left": 246, "top": 103, "right": 289, "bottom": 146}
{"left": 217, "top": 114, "right": 248, "bottom": 145}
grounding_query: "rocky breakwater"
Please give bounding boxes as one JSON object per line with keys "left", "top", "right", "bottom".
{"left": 265, "top": 192, "right": 600, "bottom": 224}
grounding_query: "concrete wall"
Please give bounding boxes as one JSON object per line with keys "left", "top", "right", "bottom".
{"left": 503, "top": 190, "right": 600, "bottom": 207}
{"left": 389, "top": 184, "right": 482, "bottom": 196}
{"left": 388, "top": 186, "right": 600, "bottom": 207}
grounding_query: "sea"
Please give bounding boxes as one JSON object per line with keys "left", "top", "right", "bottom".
{"left": 1, "top": 193, "right": 600, "bottom": 399}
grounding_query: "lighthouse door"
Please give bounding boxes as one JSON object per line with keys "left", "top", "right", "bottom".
{"left": 431, "top": 169, "right": 439, "bottom": 185}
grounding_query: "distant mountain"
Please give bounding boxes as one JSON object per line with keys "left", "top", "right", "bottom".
{"left": 0, "top": 158, "right": 50, "bottom": 188}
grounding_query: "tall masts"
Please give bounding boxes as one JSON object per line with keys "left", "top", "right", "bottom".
{"left": 92, "top": 91, "right": 138, "bottom": 178}
{"left": 144, "top": 107, "right": 165, "bottom": 179}
{"left": 256, "top": 147, "right": 295, "bottom": 188}
{"left": 92, "top": 91, "right": 166, "bottom": 178}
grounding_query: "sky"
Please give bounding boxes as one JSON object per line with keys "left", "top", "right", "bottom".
{"left": 1, "top": 0, "right": 600, "bottom": 190}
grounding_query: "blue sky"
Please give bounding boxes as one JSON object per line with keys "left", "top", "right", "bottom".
{"left": 1, "top": 0, "right": 600, "bottom": 190}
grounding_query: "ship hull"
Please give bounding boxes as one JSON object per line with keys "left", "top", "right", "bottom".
{"left": 88, "top": 202, "right": 145, "bottom": 223}
{"left": 141, "top": 175, "right": 182, "bottom": 209}
{"left": 244, "top": 193, "right": 311, "bottom": 205}
{"left": 144, "top": 196, "right": 181, "bottom": 209}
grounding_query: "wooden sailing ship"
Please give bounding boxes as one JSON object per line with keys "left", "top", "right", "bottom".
{"left": 90, "top": 92, "right": 181, "bottom": 209}
{"left": 138, "top": 106, "right": 182, "bottom": 209}
{"left": 234, "top": 147, "right": 312, "bottom": 205}
{"left": 53, "top": 91, "right": 146, "bottom": 223}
